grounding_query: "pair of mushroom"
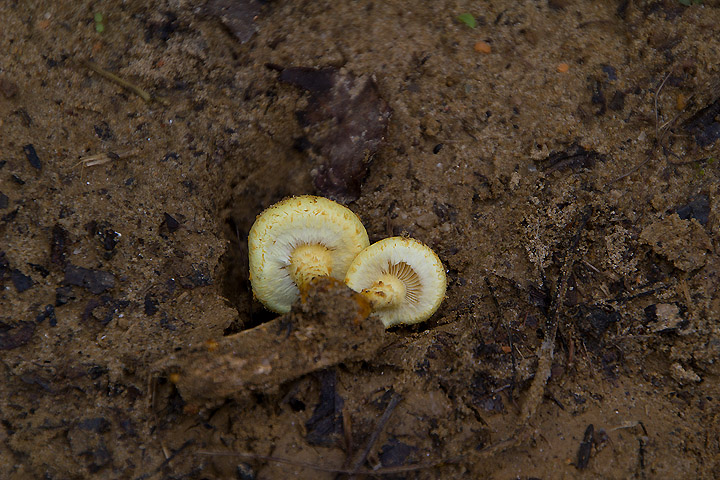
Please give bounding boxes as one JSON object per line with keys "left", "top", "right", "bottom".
{"left": 248, "top": 196, "right": 446, "bottom": 327}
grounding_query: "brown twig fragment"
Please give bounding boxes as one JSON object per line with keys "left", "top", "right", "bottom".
{"left": 606, "top": 150, "right": 654, "bottom": 186}
{"left": 520, "top": 206, "right": 593, "bottom": 423}
{"left": 348, "top": 392, "right": 402, "bottom": 478}
{"left": 76, "top": 151, "right": 119, "bottom": 168}
{"left": 75, "top": 149, "right": 137, "bottom": 182}
{"left": 81, "top": 59, "right": 168, "bottom": 105}
{"left": 575, "top": 424, "right": 594, "bottom": 470}
{"left": 654, "top": 72, "right": 672, "bottom": 141}
{"left": 472, "top": 206, "right": 594, "bottom": 459}
{"left": 196, "top": 450, "right": 460, "bottom": 475}
{"left": 486, "top": 278, "right": 518, "bottom": 395}
{"left": 608, "top": 70, "right": 698, "bottom": 186}
{"left": 76, "top": 149, "right": 138, "bottom": 168}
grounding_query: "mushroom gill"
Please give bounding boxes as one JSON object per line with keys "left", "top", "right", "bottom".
{"left": 345, "top": 237, "right": 446, "bottom": 327}
{"left": 248, "top": 195, "right": 369, "bottom": 313}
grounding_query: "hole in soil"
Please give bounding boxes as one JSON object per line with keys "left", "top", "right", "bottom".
{"left": 219, "top": 213, "right": 277, "bottom": 335}
{"left": 216, "top": 153, "right": 315, "bottom": 335}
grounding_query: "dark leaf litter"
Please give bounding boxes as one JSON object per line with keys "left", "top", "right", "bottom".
{"left": 305, "top": 369, "right": 344, "bottom": 447}
{"left": 274, "top": 65, "right": 391, "bottom": 203}
{"left": 23, "top": 144, "right": 42, "bottom": 170}
{"left": 205, "top": 0, "right": 261, "bottom": 44}
{"left": 63, "top": 264, "right": 116, "bottom": 294}
{"left": 684, "top": 96, "right": 720, "bottom": 147}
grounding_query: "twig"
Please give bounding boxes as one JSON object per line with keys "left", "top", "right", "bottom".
{"left": 81, "top": 59, "right": 168, "bottom": 105}
{"left": 667, "top": 155, "right": 713, "bottom": 167}
{"left": 658, "top": 94, "right": 693, "bottom": 133}
{"left": 606, "top": 150, "right": 653, "bottom": 186}
{"left": 133, "top": 439, "right": 195, "bottom": 480}
{"left": 76, "top": 149, "right": 137, "bottom": 182}
{"left": 485, "top": 278, "right": 518, "bottom": 395}
{"left": 654, "top": 72, "right": 671, "bottom": 140}
{"left": 590, "top": 281, "right": 672, "bottom": 306}
{"left": 575, "top": 424, "right": 594, "bottom": 470}
{"left": 76, "top": 149, "right": 137, "bottom": 168}
{"left": 611, "top": 334, "right": 654, "bottom": 341}
{"left": 348, "top": 392, "right": 402, "bottom": 478}
{"left": 76, "top": 151, "right": 119, "bottom": 167}
{"left": 520, "top": 206, "right": 593, "bottom": 423}
{"left": 607, "top": 72, "right": 674, "bottom": 186}
{"left": 611, "top": 420, "right": 647, "bottom": 432}
{"left": 196, "top": 450, "right": 459, "bottom": 475}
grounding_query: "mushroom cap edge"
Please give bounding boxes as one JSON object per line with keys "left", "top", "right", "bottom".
{"left": 248, "top": 195, "right": 370, "bottom": 313}
{"left": 345, "top": 236, "right": 447, "bottom": 327}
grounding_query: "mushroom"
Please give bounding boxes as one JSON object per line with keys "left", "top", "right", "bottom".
{"left": 248, "top": 195, "right": 369, "bottom": 313}
{"left": 344, "top": 237, "right": 446, "bottom": 327}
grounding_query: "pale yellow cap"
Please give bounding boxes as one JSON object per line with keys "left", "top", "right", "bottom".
{"left": 345, "top": 237, "right": 446, "bottom": 327}
{"left": 248, "top": 195, "right": 369, "bottom": 313}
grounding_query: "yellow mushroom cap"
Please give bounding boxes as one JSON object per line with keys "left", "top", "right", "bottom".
{"left": 345, "top": 237, "right": 447, "bottom": 328}
{"left": 248, "top": 195, "right": 369, "bottom": 313}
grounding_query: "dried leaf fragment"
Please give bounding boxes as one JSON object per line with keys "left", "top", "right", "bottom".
{"left": 205, "top": 0, "right": 262, "bottom": 44}
{"left": 274, "top": 65, "right": 392, "bottom": 202}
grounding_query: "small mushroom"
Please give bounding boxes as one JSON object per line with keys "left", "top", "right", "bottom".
{"left": 345, "top": 237, "right": 446, "bottom": 327}
{"left": 248, "top": 195, "right": 369, "bottom": 313}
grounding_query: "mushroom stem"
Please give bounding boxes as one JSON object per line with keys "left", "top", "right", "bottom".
{"left": 289, "top": 244, "right": 333, "bottom": 288}
{"left": 361, "top": 273, "right": 407, "bottom": 310}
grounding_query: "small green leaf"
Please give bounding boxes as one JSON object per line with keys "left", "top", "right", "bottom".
{"left": 457, "top": 13, "right": 477, "bottom": 29}
{"left": 94, "top": 12, "right": 105, "bottom": 33}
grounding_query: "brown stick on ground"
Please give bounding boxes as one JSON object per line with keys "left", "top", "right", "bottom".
{"left": 197, "top": 450, "right": 461, "bottom": 475}
{"left": 520, "top": 206, "right": 593, "bottom": 423}
{"left": 159, "top": 277, "right": 388, "bottom": 406}
{"left": 347, "top": 392, "right": 402, "bottom": 478}
{"left": 486, "top": 278, "right": 518, "bottom": 398}
{"left": 80, "top": 59, "right": 169, "bottom": 105}
{"left": 474, "top": 207, "right": 594, "bottom": 459}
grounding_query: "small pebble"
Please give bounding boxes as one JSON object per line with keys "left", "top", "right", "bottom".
{"left": 556, "top": 63, "right": 570, "bottom": 73}
{"left": 676, "top": 93, "right": 687, "bottom": 111}
{"left": 601, "top": 65, "right": 617, "bottom": 81}
{"left": 12, "top": 269, "right": 33, "bottom": 292}
{"left": 164, "top": 213, "right": 180, "bottom": 233}
{"left": 474, "top": 41, "right": 491, "bottom": 54}
{"left": 0, "top": 77, "right": 18, "bottom": 98}
{"left": 23, "top": 144, "right": 42, "bottom": 170}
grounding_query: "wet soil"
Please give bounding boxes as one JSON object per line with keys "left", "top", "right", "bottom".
{"left": 1, "top": 0, "right": 719, "bottom": 479}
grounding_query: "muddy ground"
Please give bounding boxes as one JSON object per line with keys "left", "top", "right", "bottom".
{"left": 1, "top": 0, "right": 719, "bottom": 478}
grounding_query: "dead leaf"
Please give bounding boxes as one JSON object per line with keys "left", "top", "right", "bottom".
{"left": 274, "top": 65, "right": 392, "bottom": 202}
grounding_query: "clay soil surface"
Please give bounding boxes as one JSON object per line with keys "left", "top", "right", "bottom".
{"left": 2, "top": 1, "right": 720, "bottom": 478}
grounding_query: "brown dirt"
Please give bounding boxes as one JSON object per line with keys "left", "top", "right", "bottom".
{"left": 1, "top": 0, "right": 719, "bottom": 479}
